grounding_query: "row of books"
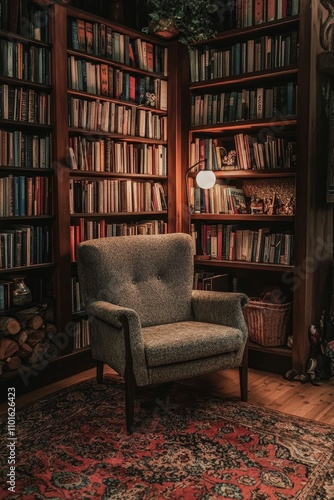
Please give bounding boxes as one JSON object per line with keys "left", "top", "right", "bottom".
{"left": 0, "top": 175, "right": 52, "bottom": 217}
{"left": 189, "top": 31, "right": 298, "bottom": 82}
{"left": 0, "top": 225, "right": 52, "bottom": 269}
{"left": 191, "top": 83, "right": 297, "bottom": 126}
{"left": 0, "top": 130, "right": 51, "bottom": 168}
{"left": 69, "top": 179, "right": 167, "bottom": 214}
{"left": 0, "top": 40, "right": 51, "bottom": 85}
{"left": 0, "top": 84, "right": 51, "bottom": 124}
{"left": 68, "top": 57, "right": 168, "bottom": 110}
{"left": 71, "top": 276, "right": 84, "bottom": 313}
{"left": 68, "top": 17, "right": 168, "bottom": 76}
{"left": 190, "top": 185, "right": 249, "bottom": 215}
{"left": 68, "top": 138, "right": 167, "bottom": 176}
{"left": 190, "top": 135, "right": 296, "bottom": 171}
{"left": 234, "top": 0, "right": 299, "bottom": 29}
{"left": 70, "top": 218, "right": 167, "bottom": 262}
{"left": 73, "top": 319, "right": 90, "bottom": 350}
{"left": 191, "top": 183, "right": 295, "bottom": 216}
{"left": 234, "top": 133, "right": 296, "bottom": 170}
{"left": 0, "top": 0, "right": 49, "bottom": 42}
{"left": 193, "top": 223, "right": 294, "bottom": 265}
{"left": 68, "top": 97, "right": 167, "bottom": 140}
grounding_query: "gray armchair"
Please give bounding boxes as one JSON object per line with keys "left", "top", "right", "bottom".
{"left": 77, "top": 233, "right": 249, "bottom": 433}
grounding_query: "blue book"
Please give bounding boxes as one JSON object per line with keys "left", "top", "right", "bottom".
{"left": 71, "top": 20, "right": 79, "bottom": 50}
{"left": 19, "top": 175, "right": 26, "bottom": 216}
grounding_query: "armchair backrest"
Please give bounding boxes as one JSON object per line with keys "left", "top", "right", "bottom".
{"left": 77, "top": 233, "right": 195, "bottom": 327}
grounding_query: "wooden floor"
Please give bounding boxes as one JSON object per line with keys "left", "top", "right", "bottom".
{"left": 2, "top": 366, "right": 334, "bottom": 425}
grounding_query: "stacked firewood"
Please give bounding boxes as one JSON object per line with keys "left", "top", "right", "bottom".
{"left": 0, "top": 304, "right": 56, "bottom": 375}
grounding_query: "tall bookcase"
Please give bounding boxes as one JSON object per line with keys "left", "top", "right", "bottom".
{"left": 0, "top": 1, "right": 176, "bottom": 395}
{"left": 182, "top": 0, "right": 333, "bottom": 375}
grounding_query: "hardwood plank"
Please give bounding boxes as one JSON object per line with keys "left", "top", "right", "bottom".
{"left": 1, "top": 367, "right": 333, "bottom": 426}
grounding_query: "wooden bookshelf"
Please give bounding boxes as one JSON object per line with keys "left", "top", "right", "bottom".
{"left": 183, "top": 0, "right": 333, "bottom": 376}
{"left": 0, "top": 0, "right": 176, "bottom": 396}
{"left": 0, "top": 0, "right": 57, "bottom": 388}
{"left": 54, "top": 3, "right": 175, "bottom": 346}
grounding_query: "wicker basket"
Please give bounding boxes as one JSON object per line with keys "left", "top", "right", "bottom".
{"left": 243, "top": 298, "right": 292, "bottom": 347}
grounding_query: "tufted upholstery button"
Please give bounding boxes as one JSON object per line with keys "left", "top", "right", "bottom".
{"left": 132, "top": 279, "right": 137, "bottom": 284}
{"left": 157, "top": 275, "right": 161, "bottom": 280}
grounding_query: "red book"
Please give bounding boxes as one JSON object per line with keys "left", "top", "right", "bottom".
{"left": 70, "top": 226, "right": 75, "bottom": 262}
{"left": 85, "top": 22, "right": 94, "bottom": 54}
{"left": 266, "top": 0, "right": 276, "bottom": 21}
{"left": 100, "top": 64, "right": 108, "bottom": 96}
{"left": 146, "top": 42, "right": 154, "bottom": 72}
{"left": 254, "top": 0, "right": 264, "bottom": 24}
{"left": 77, "top": 19, "right": 86, "bottom": 51}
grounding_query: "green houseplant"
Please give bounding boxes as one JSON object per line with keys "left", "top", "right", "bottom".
{"left": 143, "top": 0, "right": 219, "bottom": 45}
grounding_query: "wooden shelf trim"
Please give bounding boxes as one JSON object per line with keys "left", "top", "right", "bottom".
{"left": 191, "top": 214, "right": 294, "bottom": 222}
{"left": 67, "top": 49, "right": 168, "bottom": 80}
{"left": 0, "top": 120, "right": 53, "bottom": 130}
{"left": 0, "top": 76, "right": 52, "bottom": 91}
{"left": 0, "top": 215, "right": 55, "bottom": 221}
{"left": 68, "top": 127, "right": 167, "bottom": 144}
{"left": 194, "top": 257, "right": 294, "bottom": 272}
{"left": 70, "top": 171, "right": 167, "bottom": 180}
{"left": 190, "top": 118, "right": 297, "bottom": 133}
{"left": 188, "top": 168, "right": 296, "bottom": 179}
{"left": 0, "top": 166, "right": 53, "bottom": 174}
{"left": 0, "top": 29, "right": 52, "bottom": 48}
{"left": 68, "top": 89, "right": 167, "bottom": 114}
{"left": 70, "top": 211, "right": 168, "bottom": 218}
{"left": 190, "top": 66, "right": 298, "bottom": 91}
{"left": 0, "top": 262, "right": 56, "bottom": 274}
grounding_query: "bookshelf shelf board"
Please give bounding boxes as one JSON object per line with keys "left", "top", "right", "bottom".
{"left": 190, "top": 66, "right": 298, "bottom": 91}
{"left": 190, "top": 119, "right": 297, "bottom": 134}
{"left": 248, "top": 341, "right": 292, "bottom": 357}
{"left": 194, "top": 257, "right": 294, "bottom": 273}
{"left": 0, "top": 76, "right": 52, "bottom": 91}
{"left": 68, "top": 128, "right": 167, "bottom": 144}
{"left": 67, "top": 49, "right": 168, "bottom": 80}
{"left": 72, "top": 345, "right": 92, "bottom": 354}
{"left": 0, "top": 297, "right": 53, "bottom": 317}
{"left": 70, "top": 211, "right": 168, "bottom": 218}
{"left": 191, "top": 214, "right": 294, "bottom": 222}
{"left": 189, "top": 169, "right": 296, "bottom": 179}
{"left": 0, "top": 120, "right": 53, "bottom": 131}
{"left": 67, "top": 89, "right": 167, "bottom": 115}
{"left": 0, "top": 166, "right": 53, "bottom": 174}
{"left": 0, "top": 30, "right": 52, "bottom": 48}
{"left": 70, "top": 171, "right": 167, "bottom": 180}
{"left": 0, "top": 263, "right": 56, "bottom": 275}
{"left": 0, "top": 215, "right": 55, "bottom": 221}
{"left": 191, "top": 16, "right": 299, "bottom": 46}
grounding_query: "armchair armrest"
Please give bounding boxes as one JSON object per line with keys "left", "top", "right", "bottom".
{"left": 191, "top": 291, "right": 249, "bottom": 337}
{"left": 87, "top": 300, "right": 149, "bottom": 386}
{"left": 87, "top": 300, "right": 141, "bottom": 330}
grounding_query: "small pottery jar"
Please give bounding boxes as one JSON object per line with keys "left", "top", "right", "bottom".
{"left": 11, "top": 276, "right": 33, "bottom": 307}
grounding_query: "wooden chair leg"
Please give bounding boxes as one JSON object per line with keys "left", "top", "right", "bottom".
{"left": 96, "top": 360, "right": 104, "bottom": 383}
{"left": 239, "top": 345, "right": 248, "bottom": 402}
{"left": 125, "top": 373, "right": 136, "bottom": 435}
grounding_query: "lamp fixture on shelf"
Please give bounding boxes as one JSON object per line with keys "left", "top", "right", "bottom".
{"left": 185, "top": 159, "right": 216, "bottom": 214}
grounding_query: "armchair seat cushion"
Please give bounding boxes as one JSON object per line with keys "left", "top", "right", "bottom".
{"left": 141, "top": 321, "right": 244, "bottom": 368}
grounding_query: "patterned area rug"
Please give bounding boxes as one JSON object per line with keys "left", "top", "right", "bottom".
{"left": 1, "top": 375, "right": 334, "bottom": 499}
